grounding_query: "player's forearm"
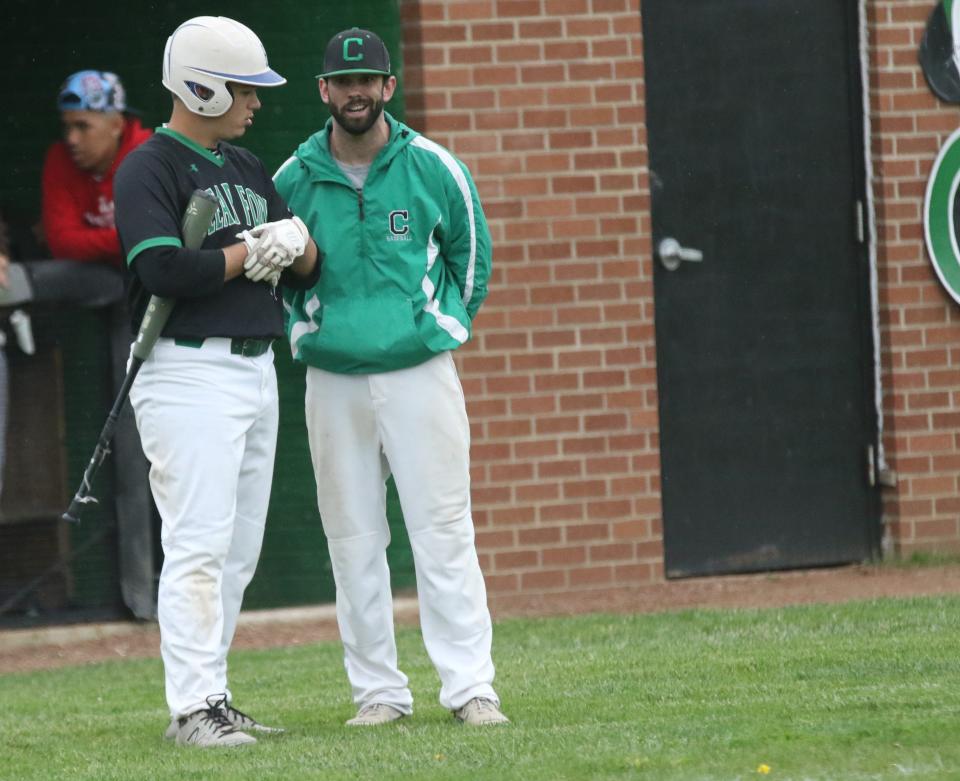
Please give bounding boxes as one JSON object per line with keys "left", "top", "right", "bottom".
{"left": 133, "top": 245, "right": 225, "bottom": 298}
{"left": 278, "top": 239, "right": 321, "bottom": 291}
{"left": 290, "top": 239, "right": 319, "bottom": 277}
{"left": 222, "top": 242, "right": 249, "bottom": 281}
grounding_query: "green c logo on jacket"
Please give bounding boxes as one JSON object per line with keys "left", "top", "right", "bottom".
{"left": 389, "top": 210, "right": 409, "bottom": 235}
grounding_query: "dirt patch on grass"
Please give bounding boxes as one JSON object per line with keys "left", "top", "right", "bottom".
{"left": 2, "top": 563, "right": 959, "bottom": 675}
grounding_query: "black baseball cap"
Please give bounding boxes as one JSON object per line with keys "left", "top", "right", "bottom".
{"left": 316, "top": 27, "right": 391, "bottom": 79}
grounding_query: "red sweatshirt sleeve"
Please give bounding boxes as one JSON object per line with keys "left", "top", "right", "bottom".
{"left": 42, "top": 143, "right": 122, "bottom": 265}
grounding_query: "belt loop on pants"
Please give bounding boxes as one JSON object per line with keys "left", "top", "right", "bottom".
{"left": 229, "top": 337, "right": 273, "bottom": 357}
{"left": 173, "top": 337, "right": 205, "bottom": 349}
{"left": 173, "top": 337, "right": 273, "bottom": 357}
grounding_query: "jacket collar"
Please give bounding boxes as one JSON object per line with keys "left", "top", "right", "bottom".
{"left": 301, "top": 112, "right": 417, "bottom": 181}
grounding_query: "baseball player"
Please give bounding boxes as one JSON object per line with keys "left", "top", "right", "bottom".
{"left": 113, "top": 16, "right": 319, "bottom": 747}
{"left": 274, "top": 27, "right": 508, "bottom": 727}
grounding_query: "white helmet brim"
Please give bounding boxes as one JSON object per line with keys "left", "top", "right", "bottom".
{"left": 184, "top": 65, "right": 286, "bottom": 87}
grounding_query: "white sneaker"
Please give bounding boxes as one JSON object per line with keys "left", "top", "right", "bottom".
{"left": 164, "top": 701, "right": 283, "bottom": 739}
{"left": 453, "top": 697, "right": 510, "bottom": 726}
{"left": 345, "top": 703, "right": 406, "bottom": 726}
{"left": 172, "top": 695, "right": 257, "bottom": 747}
{"left": 223, "top": 703, "right": 285, "bottom": 734}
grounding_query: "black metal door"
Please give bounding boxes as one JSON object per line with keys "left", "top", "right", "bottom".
{"left": 642, "top": 1, "right": 880, "bottom": 577}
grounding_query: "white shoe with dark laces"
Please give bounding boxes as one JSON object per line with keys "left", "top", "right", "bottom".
{"left": 170, "top": 695, "right": 256, "bottom": 747}
{"left": 453, "top": 697, "right": 510, "bottom": 726}
{"left": 165, "top": 699, "right": 284, "bottom": 739}
{"left": 222, "top": 702, "right": 285, "bottom": 734}
{"left": 345, "top": 703, "right": 406, "bottom": 726}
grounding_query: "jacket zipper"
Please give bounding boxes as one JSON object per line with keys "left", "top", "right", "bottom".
{"left": 357, "top": 188, "right": 364, "bottom": 221}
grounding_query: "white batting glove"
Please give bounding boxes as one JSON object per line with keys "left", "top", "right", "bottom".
{"left": 236, "top": 227, "right": 259, "bottom": 254}
{"left": 235, "top": 230, "right": 275, "bottom": 283}
{"left": 243, "top": 253, "right": 289, "bottom": 284}
{"left": 237, "top": 216, "right": 309, "bottom": 284}
{"left": 259, "top": 267, "right": 282, "bottom": 287}
{"left": 236, "top": 228, "right": 262, "bottom": 268}
{"left": 245, "top": 216, "right": 308, "bottom": 262}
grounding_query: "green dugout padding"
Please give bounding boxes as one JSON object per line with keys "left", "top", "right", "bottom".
{"left": 0, "top": 0, "right": 413, "bottom": 612}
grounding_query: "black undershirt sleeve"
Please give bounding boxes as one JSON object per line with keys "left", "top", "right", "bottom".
{"left": 131, "top": 245, "right": 226, "bottom": 298}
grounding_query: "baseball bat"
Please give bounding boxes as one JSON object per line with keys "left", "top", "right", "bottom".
{"left": 62, "top": 189, "right": 218, "bottom": 524}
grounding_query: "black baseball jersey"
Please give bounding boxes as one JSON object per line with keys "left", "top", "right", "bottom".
{"left": 114, "top": 127, "right": 315, "bottom": 339}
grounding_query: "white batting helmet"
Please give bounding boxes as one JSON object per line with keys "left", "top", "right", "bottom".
{"left": 162, "top": 16, "right": 286, "bottom": 117}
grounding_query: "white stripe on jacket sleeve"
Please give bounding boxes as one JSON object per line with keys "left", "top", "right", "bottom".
{"left": 410, "top": 136, "right": 477, "bottom": 306}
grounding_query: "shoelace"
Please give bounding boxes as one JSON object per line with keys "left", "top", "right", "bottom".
{"left": 197, "top": 694, "right": 237, "bottom": 734}
{"left": 225, "top": 703, "right": 258, "bottom": 729}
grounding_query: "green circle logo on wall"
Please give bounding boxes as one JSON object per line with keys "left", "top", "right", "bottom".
{"left": 924, "top": 127, "right": 960, "bottom": 304}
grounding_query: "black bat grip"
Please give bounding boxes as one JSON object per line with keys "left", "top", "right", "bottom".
{"left": 62, "top": 500, "right": 85, "bottom": 525}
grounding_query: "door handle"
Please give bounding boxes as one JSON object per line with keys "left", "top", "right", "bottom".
{"left": 658, "top": 237, "right": 704, "bottom": 271}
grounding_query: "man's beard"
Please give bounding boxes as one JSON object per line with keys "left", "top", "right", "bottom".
{"left": 330, "top": 97, "right": 385, "bottom": 136}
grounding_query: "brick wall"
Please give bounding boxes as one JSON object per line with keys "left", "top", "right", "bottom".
{"left": 400, "top": 0, "right": 661, "bottom": 602}
{"left": 870, "top": 0, "right": 960, "bottom": 554}
{"left": 397, "top": 0, "right": 960, "bottom": 600}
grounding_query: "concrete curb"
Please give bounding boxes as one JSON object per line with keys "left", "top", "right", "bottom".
{"left": 0, "top": 596, "right": 420, "bottom": 652}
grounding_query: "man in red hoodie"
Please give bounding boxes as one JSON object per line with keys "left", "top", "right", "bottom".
{"left": 42, "top": 70, "right": 151, "bottom": 267}
{"left": 33, "top": 71, "right": 156, "bottom": 620}
{"left": 0, "top": 74, "right": 149, "bottom": 537}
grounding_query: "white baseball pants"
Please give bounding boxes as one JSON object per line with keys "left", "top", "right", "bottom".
{"left": 305, "top": 351, "right": 498, "bottom": 712}
{"left": 130, "top": 338, "right": 278, "bottom": 719}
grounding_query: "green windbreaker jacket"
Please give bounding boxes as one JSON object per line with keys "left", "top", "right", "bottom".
{"left": 275, "top": 113, "right": 491, "bottom": 374}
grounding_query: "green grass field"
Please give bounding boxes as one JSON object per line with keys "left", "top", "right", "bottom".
{"left": 2, "top": 596, "right": 958, "bottom": 781}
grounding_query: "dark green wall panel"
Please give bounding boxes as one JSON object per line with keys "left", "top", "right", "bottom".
{"left": 3, "top": 1, "right": 405, "bottom": 212}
